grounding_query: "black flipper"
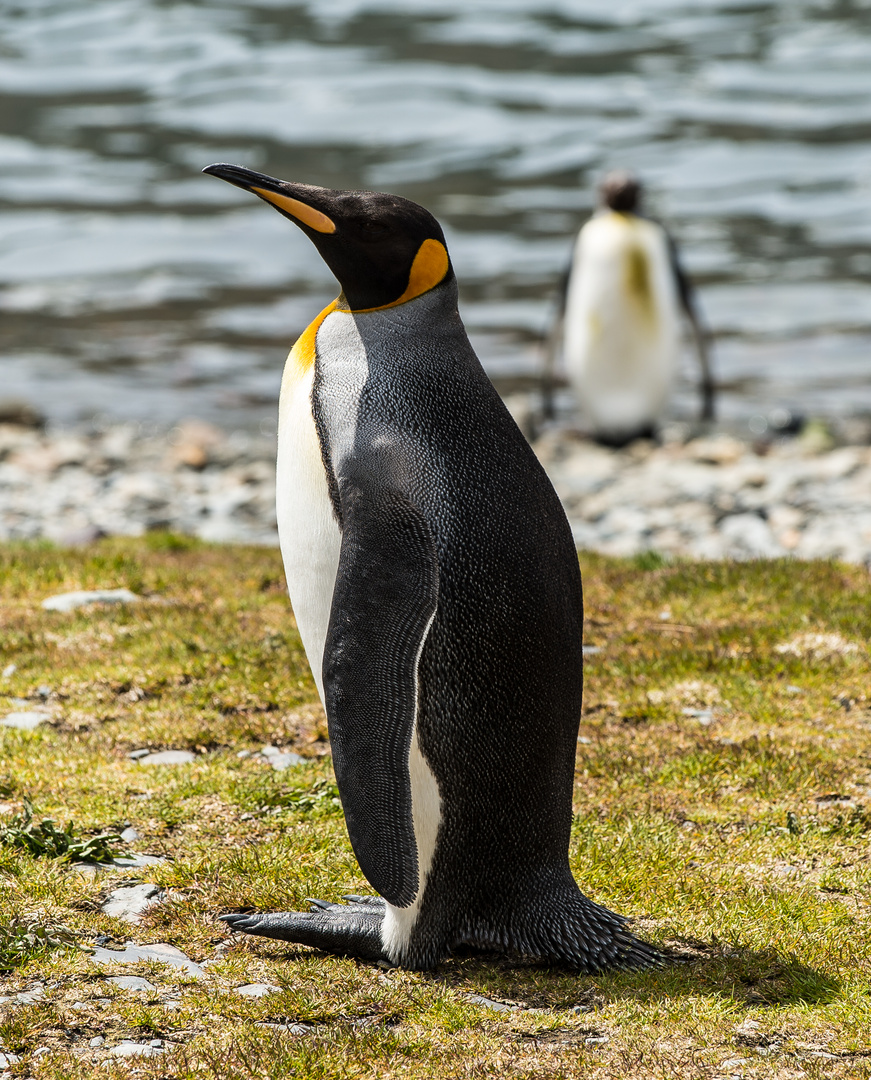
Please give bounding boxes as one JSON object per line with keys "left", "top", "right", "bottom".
{"left": 323, "top": 487, "right": 439, "bottom": 908}
{"left": 220, "top": 898, "right": 386, "bottom": 962}
{"left": 667, "top": 230, "right": 715, "bottom": 422}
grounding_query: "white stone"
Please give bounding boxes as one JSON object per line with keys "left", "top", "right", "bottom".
{"left": 268, "top": 752, "right": 305, "bottom": 771}
{"left": 136, "top": 750, "right": 195, "bottom": 766}
{"left": 234, "top": 983, "right": 280, "bottom": 998}
{"left": 463, "top": 993, "right": 516, "bottom": 1012}
{"left": 102, "top": 884, "right": 162, "bottom": 923}
{"left": 108, "top": 975, "right": 155, "bottom": 991}
{"left": 718, "top": 514, "right": 782, "bottom": 558}
{"left": 107, "top": 1040, "right": 163, "bottom": 1059}
{"left": 1, "top": 710, "right": 51, "bottom": 730}
{"left": 42, "top": 588, "right": 140, "bottom": 612}
{"left": 90, "top": 941, "right": 204, "bottom": 977}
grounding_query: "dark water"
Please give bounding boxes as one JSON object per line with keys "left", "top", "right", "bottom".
{"left": 2, "top": 0, "right": 871, "bottom": 433}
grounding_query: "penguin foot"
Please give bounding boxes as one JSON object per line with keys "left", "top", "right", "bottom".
{"left": 220, "top": 896, "right": 387, "bottom": 962}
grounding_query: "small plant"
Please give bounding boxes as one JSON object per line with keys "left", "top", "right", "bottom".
{"left": 0, "top": 798, "right": 125, "bottom": 863}
{"left": 0, "top": 915, "right": 81, "bottom": 972}
{"left": 826, "top": 803, "right": 871, "bottom": 836}
{"left": 289, "top": 779, "right": 342, "bottom": 816}
{"left": 633, "top": 549, "right": 668, "bottom": 571}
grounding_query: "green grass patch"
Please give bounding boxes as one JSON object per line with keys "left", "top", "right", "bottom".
{"left": 0, "top": 538, "right": 869, "bottom": 1077}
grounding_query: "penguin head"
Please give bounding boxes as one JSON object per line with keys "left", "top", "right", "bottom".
{"left": 598, "top": 170, "right": 642, "bottom": 214}
{"left": 203, "top": 163, "right": 453, "bottom": 312}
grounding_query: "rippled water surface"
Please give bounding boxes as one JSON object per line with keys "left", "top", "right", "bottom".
{"left": 2, "top": 0, "right": 871, "bottom": 430}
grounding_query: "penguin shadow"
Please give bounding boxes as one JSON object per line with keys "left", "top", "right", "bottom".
{"left": 420, "top": 937, "right": 840, "bottom": 1013}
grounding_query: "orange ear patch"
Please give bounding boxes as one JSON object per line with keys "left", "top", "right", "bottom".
{"left": 354, "top": 238, "right": 449, "bottom": 312}
{"left": 252, "top": 187, "right": 337, "bottom": 234}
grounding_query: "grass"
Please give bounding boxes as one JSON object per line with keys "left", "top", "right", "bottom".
{"left": 0, "top": 536, "right": 869, "bottom": 1078}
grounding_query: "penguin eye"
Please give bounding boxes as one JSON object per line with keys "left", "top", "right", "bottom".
{"left": 357, "top": 219, "right": 391, "bottom": 239}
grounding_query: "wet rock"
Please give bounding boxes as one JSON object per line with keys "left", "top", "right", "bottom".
{"left": 0, "top": 398, "right": 44, "bottom": 428}
{"left": 102, "top": 884, "right": 162, "bottom": 923}
{"left": 42, "top": 588, "right": 140, "bottom": 612}
{"left": 169, "top": 419, "right": 223, "bottom": 470}
{"left": 136, "top": 750, "right": 196, "bottom": 766}
{"left": 1, "top": 710, "right": 51, "bottom": 730}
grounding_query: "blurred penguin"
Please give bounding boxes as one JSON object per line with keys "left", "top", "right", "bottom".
{"left": 544, "top": 171, "right": 714, "bottom": 444}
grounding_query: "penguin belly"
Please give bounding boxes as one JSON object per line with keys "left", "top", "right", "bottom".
{"left": 308, "top": 306, "right": 443, "bottom": 963}
{"left": 563, "top": 213, "right": 680, "bottom": 441}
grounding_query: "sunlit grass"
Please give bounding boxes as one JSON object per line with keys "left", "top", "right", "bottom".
{"left": 0, "top": 538, "right": 869, "bottom": 1077}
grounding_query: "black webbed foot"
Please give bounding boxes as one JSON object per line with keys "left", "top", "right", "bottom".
{"left": 220, "top": 895, "right": 387, "bottom": 962}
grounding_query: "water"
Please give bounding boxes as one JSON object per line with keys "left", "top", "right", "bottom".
{"left": 1, "top": 0, "right": 870, "bottom": 433}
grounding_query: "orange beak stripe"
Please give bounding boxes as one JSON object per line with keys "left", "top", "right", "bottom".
{"left": 251, "top": 187, "right": 337, "bottom": 234}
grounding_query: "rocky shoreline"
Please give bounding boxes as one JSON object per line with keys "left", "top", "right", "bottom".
{"left": 1, "top": 410, "right": 870, "bottom": 563}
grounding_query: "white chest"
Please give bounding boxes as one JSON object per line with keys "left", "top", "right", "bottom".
{"left": 275, "top": 310, "right": 370, "bottom": 702}
{"left": 275, "top": 351, "right": 342, "bottom": 704}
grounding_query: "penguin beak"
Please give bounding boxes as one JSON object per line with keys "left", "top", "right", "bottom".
{"left": 203, "top": 163, "right": 337, "bottom": 235}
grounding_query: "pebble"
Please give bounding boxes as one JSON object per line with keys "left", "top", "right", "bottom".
{"left": 1, "top": 664, "right": 16, "bottom": 678}
{"left": 106, "top": 1040, "right": 163, "bottom": 1059}
{"left": 463, "top": 993, "right": 517, "bottom": 1012}
{"left": 119, "top": 826, "right": 140, "bottom": 843}
{"left": 41, "top": 588, "right": 140, "bottom": 612}
{"left": 70, "top": 853, "right": 166, "bottom": 877}
{"left": 0, "top": 1053, "right": 19, "bottom": 1068}
{"left": 0, "top": 417, "right": 868, "bottom": 560}
{"left": 135, "top": 750, "right": 196, "bottom": 766}
{"left": 107, "top": 975, "right": 156, "bottom": 991}
{"left": 90, "top": 941, "right": 204, "bottom": 977}
{"left": 0, "top": 710, "right": 51, "bottom": 730}
{"left": 260, "top": 745, "right": 305, "bottom": 770}
{"left": 101, "top": 884, "right": 162, "bottom": 924}
{"left": 89, "top": 1036, "right": 105, "bottom": 1048}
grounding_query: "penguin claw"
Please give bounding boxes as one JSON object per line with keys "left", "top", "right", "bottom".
{"left": 341, "top": 894, "right": 386, "bottom": 908}
{"left": 305, "top": 897, "right": 338, "bottom": 911}
{"left": 219, "top": 900, "right": 387, "bottom": 963}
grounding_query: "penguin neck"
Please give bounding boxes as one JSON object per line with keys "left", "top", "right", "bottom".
{"left": 340, "top": 275, "right": 461, "bottom": 336}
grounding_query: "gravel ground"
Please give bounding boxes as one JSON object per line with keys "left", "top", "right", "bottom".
{"left": 1, "top": 411, "right": 869, "bottom": 563}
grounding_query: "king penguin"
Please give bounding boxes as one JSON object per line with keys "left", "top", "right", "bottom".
{"left": 204, "top": 162, "right": 659, "bottom": 973}
{"left": 547, "top": 170, "right": 714, "bottom": 444}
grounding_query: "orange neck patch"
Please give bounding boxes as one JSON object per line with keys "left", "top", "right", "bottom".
{"left": 353, "top": 238, "right": 449, "bottom": 313}
{"left": 288, "top": 299, "right": 340, "bottom": 375}
{"left": 287, "top": 239, "right": 450, "bottom": 371}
